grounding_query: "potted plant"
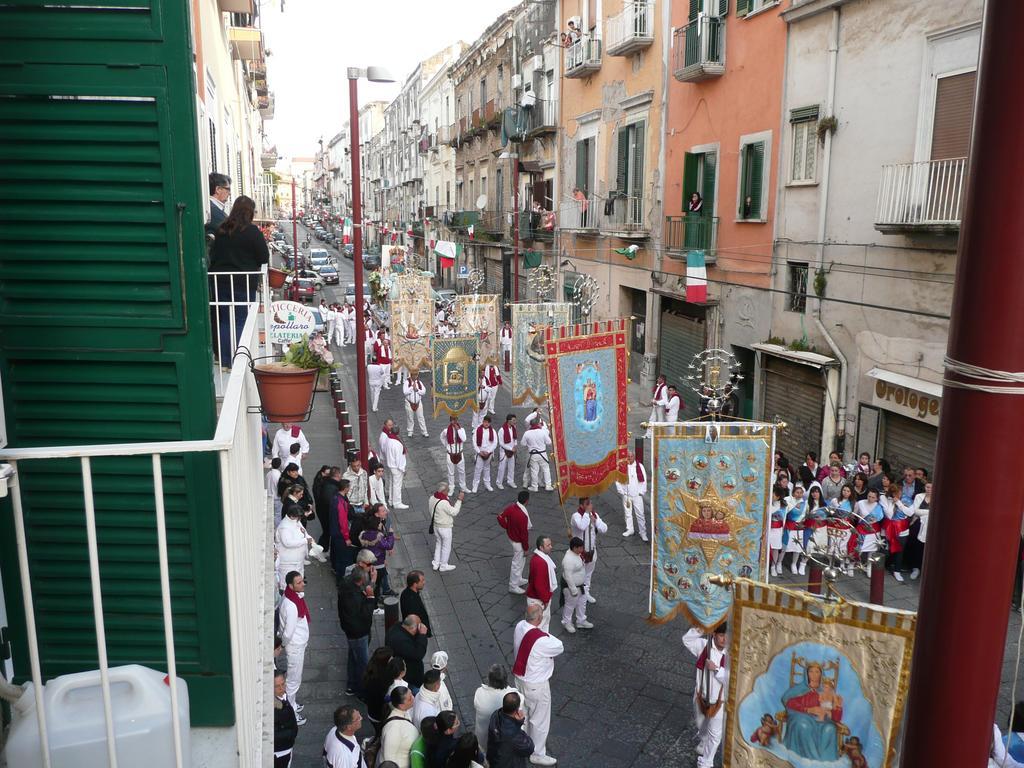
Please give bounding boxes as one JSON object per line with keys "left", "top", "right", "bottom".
{"left": 252, "top": 333, "right": 335, "bottom": 421}
{"left": 268, "top": 267, "right": 288, "bottom": 289}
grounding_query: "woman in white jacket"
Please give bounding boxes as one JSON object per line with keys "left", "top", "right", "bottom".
{"left": 379, "top": 686, "right": 419, "bottom": 768}
{"left": 275, "top": 505, "right": 311, "bottom": 590}
{"left": 430, "top": 482, "right": 464, "bottom": 572}
{"left": 897, "top": 482, "right": 931, "bottom": 580}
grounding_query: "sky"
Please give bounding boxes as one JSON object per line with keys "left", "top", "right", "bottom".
{"left": 261, "top": 0, "right": 519, "bottom": 161}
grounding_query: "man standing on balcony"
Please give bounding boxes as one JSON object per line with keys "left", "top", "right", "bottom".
{"left": 279, "top": 571, "right": 311, "bottom": 726}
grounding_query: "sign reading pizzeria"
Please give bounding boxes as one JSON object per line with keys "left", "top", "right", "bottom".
{"left": 268, "top": 300, "right": 316, "bottom": 345}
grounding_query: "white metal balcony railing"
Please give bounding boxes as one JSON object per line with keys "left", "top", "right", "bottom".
{"left": 604, "top": 193, "right": 647, "bottom": 233}
{"left": 564, "top": 34, "right": 602, "bottom": 77}
{"left": 605, "top": 0, "right": 655, "bottom": 56}
{"left": 209, "top": 265, "right": 271, "bottom": 398}
{"left": 560, "top": 194, "right": 600, "bottom": 230}
{"left": 875, "top": 157, "right": 967, "bottom": 230}
{"left": 0, "top": 307, "right": 273, "bottom": 768}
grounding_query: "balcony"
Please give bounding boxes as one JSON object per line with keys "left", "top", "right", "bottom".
{"left": 560, "top": 194, "right": 600, "bottom": 231}
{"left": 673, "top": 16, "right": 725, "bottom": 82}
{"left": 603, "top": 193, "right": 648, "bottom": 236}
{"left": 524, "top": 98, "right": 558, "bottom": 137}
{"left": 418, "top": 135, "right": 431, "bottom": 154}
{"left": 665, "top": 215, "right": 719, "bottom": 261}
{"left": 218, "top": 0, "right": 251, "bottom": 11}
{"left": 565, "top": 35, "right": 602, "bottom": 78}
{"left": 605, "top": 1, "right": 655, "bottom": 57}
{"left": 446, "top": 209, "right": 481, "bottom": 232}
{"left": 436, "top": 125, "right": 451, "bottom": 147}
{"left": 875, "top": 158, "right": 966, "bottom": 234}
{"left": 261, "top": 149, "right": 277, "bottom": 169}
{"left": 519, "top": 208, "right": 556, "bottom": 241}
{"left": 258, "top": 93, "right": 274, "bottom": 120}
{"left": 229, "top": 25, "right": 264, "bottom": 61}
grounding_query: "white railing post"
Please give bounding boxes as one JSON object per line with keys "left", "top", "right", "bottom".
{"left": 876, "top": 158, "right": 966, "bottom": 226}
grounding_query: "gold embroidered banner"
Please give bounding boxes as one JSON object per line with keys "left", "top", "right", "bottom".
{"left": 390, "top": 273, "right": 433, "bottom": 371}
{"left": 431, "top": 335, "right": 480, "bottom": 418}
{"left": 724, "top": 580, "right": 915, "bottom": 768}
{"left": 510, "top": 302, "right": 572, "bottom": 405}
{"left": 455, "top": 294, "right": 499, "bottom": 366}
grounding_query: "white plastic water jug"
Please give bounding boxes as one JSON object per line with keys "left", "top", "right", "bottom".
{"left": 3, "top": 665, "right": 190, "bottom": 768}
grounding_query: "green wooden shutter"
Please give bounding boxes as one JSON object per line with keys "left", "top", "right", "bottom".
{"left": 719, "top": 0, "right": 729, "bottom": 16}
{"left": 702, "top": 151, "right": 717, "bottom": 213}
{"left": 689, "top": 0, "right": 701, "bottom": 21}
{"left": 683, "top": 152, "right": 699, "bottom": 210}
{"left": 748, "top": 141, "right": 765, "bottom": 218}
{"left": 736, "top": 0, "right": 749, "bottom": 16}
{"left": 631, "top": 121, "right": 646, "bottom": 199}
{"left": 575, "top": 139, "right": 588, "bottom": 192}
{"left": 616, "top": 128, "right": 630, "bottom": 194}
{"left": 0, "top": 0, "right": 232, "bottom": 727}
{"left": 738, "top": 144, "right": 749, "bottom": 217}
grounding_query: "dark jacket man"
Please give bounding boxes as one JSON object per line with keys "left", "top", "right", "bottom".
{"left": 487, "top": 707, "right": 534, "bottom": 768}
{"left": 337, "top": 573, "right": 375, "bottom": 640}
{"left": 399, "top": 572, "right": 431, "bottom": 637}
{"left": 384, "top": 617, "right": 429, "bottom": 688}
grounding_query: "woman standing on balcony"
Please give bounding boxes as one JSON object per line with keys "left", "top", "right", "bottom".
{"left": 209, "top": 195, "right": 270, "bottom": 364}
{"left": 688, "top": 192, "right": 704, "bottom": 215}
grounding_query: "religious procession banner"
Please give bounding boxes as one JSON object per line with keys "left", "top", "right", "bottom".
{"left": 431, "top": 335, "right": 479, "bottom": 418}
{"left": 390, "top": 273, "right": 433, "bottom": 372}
{"left": 455, "top": 294, "right": 499, "bottom": 366}
{"left": 510, "top": 302, "right": 572, "bottom": 405}
{"left": 724, "top": 579, "right": 915, "bottom": 768}
{"left": 544, "top": 318, "right": 630, "bottom": 499}
{"left": 650, "top": 421, "right": 776, "bottom": 630}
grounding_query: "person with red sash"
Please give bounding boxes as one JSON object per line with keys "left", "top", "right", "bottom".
{"left": 481, "top": 362, "right": 503, "bottom": 415}
{"left": 279, "top": 571, "right": 311, "bottom": 725}
{"left": 496, "top": 414, "right": 519, "bottom": 490}
{"left": 497, "top": 490, "right": 532, "bottom": 594}
{"left": 525, "top": 535, "right": 557, "bottom": 632}
{"left": 570, "top": 498, "right": 608, "bottom": 603}
{"left": 402, "top": 372, "right": 429, "bottom": 437}
{"left": 272, "top": 422, "right": 310, "bottom": 465}
{"left": 521, "top": 418, "right": 553, "bottom": 493}
{"left": 471, "top": 415, "right": 499, "bottom": 493}
{"left": 645, "top": 374, "right": 669, "bottom": 438}
{"left": 683, "top": 623, "right": 729, "bottom": 768}
{"left": 512, "top": 603, "right": 564, "bottom": 766}
{"left": 373, "top": 330, "right": 393, "bottom": 389}
{"left": 615, "top": 450, "right": 649, "bottom": 541}
{"left": 362, "top": 326, "right": 375, "bottom": 366}
{"left": 439, "top": 415, "right": 469, "bottom": 493}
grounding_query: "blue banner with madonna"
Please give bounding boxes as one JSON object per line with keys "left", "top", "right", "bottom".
{"left": 431, "top": 335, "right": 479, "bottom": 418}
{"left": 650, "top": 421, "right": 776, "bottom": 630}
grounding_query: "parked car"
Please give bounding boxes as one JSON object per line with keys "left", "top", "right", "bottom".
{"left": 284, "top": 270, "right": 323, "bottom": 291}
{"left": 342, "top": 244, "right": 354, "bottom": 260}
{"left": 288, "top": 277, "right": 317, "bottom": 303}
{"left": 272, "top": 231, "right": 286, "bottom": 242}
{"left": 319, "top": 264, "right": 340, "bottom": 285}
{"left": 362, "top": 253, "right": 381, "bottom": 270}
{"left": 345, "top": 282, "right": 370, "bottom": 304}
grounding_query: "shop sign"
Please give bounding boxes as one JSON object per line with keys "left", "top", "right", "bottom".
{"left": 871, "top": 379, "right": 941, "bottom": 426}
{"left": 268, "top": 300, "right": 316, "bottom": 345}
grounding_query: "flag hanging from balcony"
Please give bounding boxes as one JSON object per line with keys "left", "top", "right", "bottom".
{"left": 614, "top": 245, "right": 639, "bottom": 260}
{"left": 467, "top": 224, "right": 475, "bottom": 240}
{"left": 544, "top": 318, "right": 630, "bottom": 499}
{"left": 433, "top": 240, "right": 463, "bottom": 269}
{"left": 686, "top": 250, "right": 707, "bottom": 303}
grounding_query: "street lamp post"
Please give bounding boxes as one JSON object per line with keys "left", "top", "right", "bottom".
{"left": 291, "top": 176, "right": 298, "bottom": 301}
{"left": 347, "top": 65, "right": 395, "bottom": 463}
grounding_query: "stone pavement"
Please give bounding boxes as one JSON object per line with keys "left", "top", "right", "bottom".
{"left": 278, "top": 225, "right": 1024, "bottom": 767}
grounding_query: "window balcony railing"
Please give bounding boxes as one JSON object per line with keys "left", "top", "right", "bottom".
{"left": 606, "top": 0, "right": 655, "bottom": 57}
{"left": 672, "top": 16, "right": 725, "bottom": 82}
{"left": 0, "top": 306, "right": 273, "bottom": 767}
{"left": 664, "top": 214, "right": 719, "bottom": 260}
{"left": 524, "top": 97, "right": 558, "bottom": 136}
{"left": 602, "top": 193, "right": 648, "bottom": 235}
{"left": 565, "top": 34, "right": 602, "bottom": 78}
{"left": 874, "top": 157, "right": 966, "bottom": 233}
{"left": 559, "top": 194, "right": 600, "bottom": 231}
{"left": 519, "top": 207, "right": 556, "bottom": 241}
{"left": 436, "top": 125, "right": 451, "bottom": 147}
{"left": 209, "top": 266, "right": 271, "bottom": 398}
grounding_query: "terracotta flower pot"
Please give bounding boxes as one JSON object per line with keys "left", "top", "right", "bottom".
{"left": 268, "top": 267, "right": 288, "bottom": 289}
{"left": 253, "top": 363, "right": 317, "bottom": 421}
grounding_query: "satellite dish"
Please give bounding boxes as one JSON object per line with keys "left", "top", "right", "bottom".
{"left": 475, "top": 194, "right": 488, "bottom": 210}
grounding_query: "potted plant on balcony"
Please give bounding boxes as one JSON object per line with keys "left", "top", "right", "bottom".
{"left": 252, "top": 333, "right": 335, "bottom": 422}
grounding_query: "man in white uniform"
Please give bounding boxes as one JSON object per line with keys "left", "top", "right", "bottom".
{"left": 362, "top": 326, "right": 375, "bottom": 365}
{"left": 367, "top": 362, "right": 387, "bottom": 412}
{"left": 322, "top": 705, "right": 363, "bottom": 768}
{"left": 320, "top": 298, "right": 333, "bottom": 339}
{"left": 440, "top": 416, "right": 469, "bottom": 493}
{"left": 645, "top": 374, "right": 669, "bottom": 439}
{"left": 273, "top": 423, "right": 310, "bottom": 465}
{"left": 570, "top": 498, "right": 608, "bottom": 603}
{"left": 471, "top": 415, "right": 498, "bottom": 493}
{"left": 496, "top": 414, "right": 518, "bottom": 490}
{"left": 499, "top": 321, "right": 513, "bottom": 370}
{"left": 471, "top": 380, "right": 489, "bottom": 431}
{"left": 331, "top": 304, "right": 345, "bottom": 348}
{"left": 278, "top": 571, "right": 310, "bottom": 721}
{"left": 560, "top": 537, "right": 592, "bottom": 633}
{"left": 403, "top": 372, "right": 429, "bottom": 437}
{"left": 683, "top": 624, "right": 729, "bottom": 768}
{"left": 381, "top": 427, "right": 409, "bottom": 509}
{"left": 615, "top": 451, "right": 649, "bottom": 541}
{"left": 521, "top": 419, "right": 553, "bottom": 492}
{"left": 665, "top": 384, "right": 682, "bottom": 423}
{"left": 480, "top": 362, "right": 503, "bottom": 415}
{"left": 512, "top": 604, "right": 564, "bottom": 767}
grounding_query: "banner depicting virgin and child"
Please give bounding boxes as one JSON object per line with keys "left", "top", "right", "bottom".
{"left": 724, "top": 580, "right": 915, "bottom": 768}
{"left": 649, "top": 422, "right": 776, "bottom": 630}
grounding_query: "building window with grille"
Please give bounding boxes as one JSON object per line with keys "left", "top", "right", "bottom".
{"left": 737, "top": 130, "right": 771, "bottom": 221}
{"left": 789, "top": 106, "right": 819, "bottom": 184}
{"left": 787, "top": 262, "right": 808, "bottom": 313}
{"left": 208, "top": 119, "right": 217, "bottom": 172}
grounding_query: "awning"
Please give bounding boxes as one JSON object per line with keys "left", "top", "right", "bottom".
{"left": 866, "top": 368, "right": 943, "bottom": 398}
{"left": 519, "top": 160, "right": 544, "bottom": 175}
{"left": 751, "top": 342, "right": 836, "bottom": 369}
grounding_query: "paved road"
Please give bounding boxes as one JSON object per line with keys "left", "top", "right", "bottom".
{"left": 275, "top": 222, "right": 1024, "bottom": 767}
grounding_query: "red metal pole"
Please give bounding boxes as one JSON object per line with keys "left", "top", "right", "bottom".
{"left": 348, "top": 76, "right": 370, "bottom": 464}
{"left": 807, "top": 563, "right": 823, "bottom": 596}
{"left": 901, "top": 4, "right": 1024, "bottom": 765}
{"left": 291, "top": 176, "right": 298, "bottom": 301}
{"left": 868, "top": 558, "right": 884, "bottom": 605}
{"left": 512, "top": 154, "right": 520, "bottom": 303}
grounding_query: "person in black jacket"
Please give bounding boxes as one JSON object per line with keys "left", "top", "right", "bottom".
{"left": 278, "top": 464, "right": 314, "bottom": 525}
{"left": 337, "top": 569, "right": 376, "bottom": 698}
{"left": 208, "top": 194, "right": 269, "bottom": 362}
{"left": 384, "top": 615, "right": 429, "bottom": 691}
{"left": 399, "top": 570, "right": 431, "bottom": 637}
{"left": 486, "top": 692, "right": 534, "bottom": 768}
{"left": 316, "top": 466, "right": 341, "bottom": 551}
{"left": 273, "top": 670, "right": 299, "bottom": 767}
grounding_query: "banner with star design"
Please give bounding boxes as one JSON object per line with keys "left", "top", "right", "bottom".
{"left": 649, "top": 421, "right": 777, "bottom": 629}
{"left": 390, "top": 273, "right": 433, "bottom": 372}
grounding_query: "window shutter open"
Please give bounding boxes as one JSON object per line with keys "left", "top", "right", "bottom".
{"left": 689, "top": 0, "right": 701, "bottom": 20}
{"left": 616, "top": 128, "right": 630, "bottom": 194}
{"left": 575, "top": 139, "right": 588, "bottom": 193}
{"left": 631, "top": 122, "right": 646, "bottom": 199}
{"left": 736, "top": 0, "right": 749, "bottom": 16}
{"left": 719, "top": 0, "right": 729, "bottom": 16}
{"left": 683, "top": 152, "right": 699, "bottom": 210}
{"left": 745, "top": 140, "right": 765, "bottom": 218}
{"left": 702, "top": 151, "right": 717, "bottom": 212}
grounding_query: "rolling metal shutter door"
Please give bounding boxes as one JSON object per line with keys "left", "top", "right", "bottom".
{"left": 881, "top": 412, "right": 937, "bottom": 474}
{"left": 485, "top": 256, "right": 502, "bottom": 295}
{"left": 659, "top": 308, "right": 706, "bottom": 415}
{"left": 762, "top": 356, "right": 825, "bottom": 461}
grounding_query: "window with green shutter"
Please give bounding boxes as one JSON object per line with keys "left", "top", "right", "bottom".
{"left": 683, "top": 152, "right": 699, "bottom": 210}
{"left": 616, "top": 128, "right": 630, "bottom": 195}
{"left": 631, "top": 121, "right": 646, "bottom": 199}
{"left": 615, "top": 122, "right": 645, "bottom": 199}
{"left": 575, "top": 137, "right": 593, "bottom": 195}
{"left": 736, "top": 0, "right": 749, "bottom": 15}
{"left": 739, "top": 140, "right": 765, "bottom": 219}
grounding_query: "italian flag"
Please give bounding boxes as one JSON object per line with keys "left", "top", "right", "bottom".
{"left": 433, "top": 240, "right": 463, "bottom": 269}
{"left": 686, "top": 250, "right": 707, "bottom": 303}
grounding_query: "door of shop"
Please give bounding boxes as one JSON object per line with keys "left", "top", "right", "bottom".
{"left": 761, "top": 355, "right": 827, "bottom": 461}
{"left": 659, "top": 298, "right": 706, "bottom": 416}
{"left": 881, "top": 411, "right": 938, "bottom": 475}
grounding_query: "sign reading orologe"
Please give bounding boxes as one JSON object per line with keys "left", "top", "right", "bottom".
{"left": 871, "top": 379, "right": 941, "bottom": 426}
{"left": 269, "top": 300, "right": 316, "bottom": 345}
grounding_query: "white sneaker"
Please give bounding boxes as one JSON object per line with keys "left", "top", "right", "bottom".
{"left": 791, "top": 562, "right": 799, "bottom": 575}
{"left": 496, "top": 484, "right": 504, "bottom": 490}
{"left": 576, "top": 620, "right": 594, "bottom": 629}
{"left": 544, "top": 486, "right": 554, "bottom": 491}
{"left": 527, "top": 486, "right": 538, "bottom": 492}
{"left": 439, "top": 564, "right": 456, "bottom": 572}
{"left": 529, "top": 754, "right": 557, "bottom": 766}
{"left": 622, "top": 530, "right": 634, "bottom": 537}
{"left": 509, "top": 483, "right": 518, "bottom": 488}
{"left": 640, "top": 536, "right": 649, "bottom": 543}
{"left": 295, "top": 712, "right": 307, "bottom": 726}
{"left": 509, "top": 585, "right": 525, "bottom": 594}
{"left": 464, "top": 488, "right": 475, "bottom": 494}
{"left": 406, "top": 433, "right": 413, "bottom": 437}
{"left": 431, "top": 561, "right": 439, "bottom": 571}
{"left": 484, "top": 485, "right": 493, "bottom": 492}
{"left": 393, "top": 503, "right": 409, "bottom": 510}
{"left": 373, "top": 607, "right": 384, "bottom": 616}
{"left": 561, "top": 621, "right": 576, "bottom": 634}
{"left": 910, "top": 568, "right": 920, "bottom": 580}
{"left": 798, "top": 562, "right": 807, "bottom": 576}
{"left": 294, "top": 703, "right": 305, "bottom": 713}
{"left": 586, "top": 594, "right": 596, "bottom": 604}
{"left": 893, "top": 571, "right": 905, "bottom": 582}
